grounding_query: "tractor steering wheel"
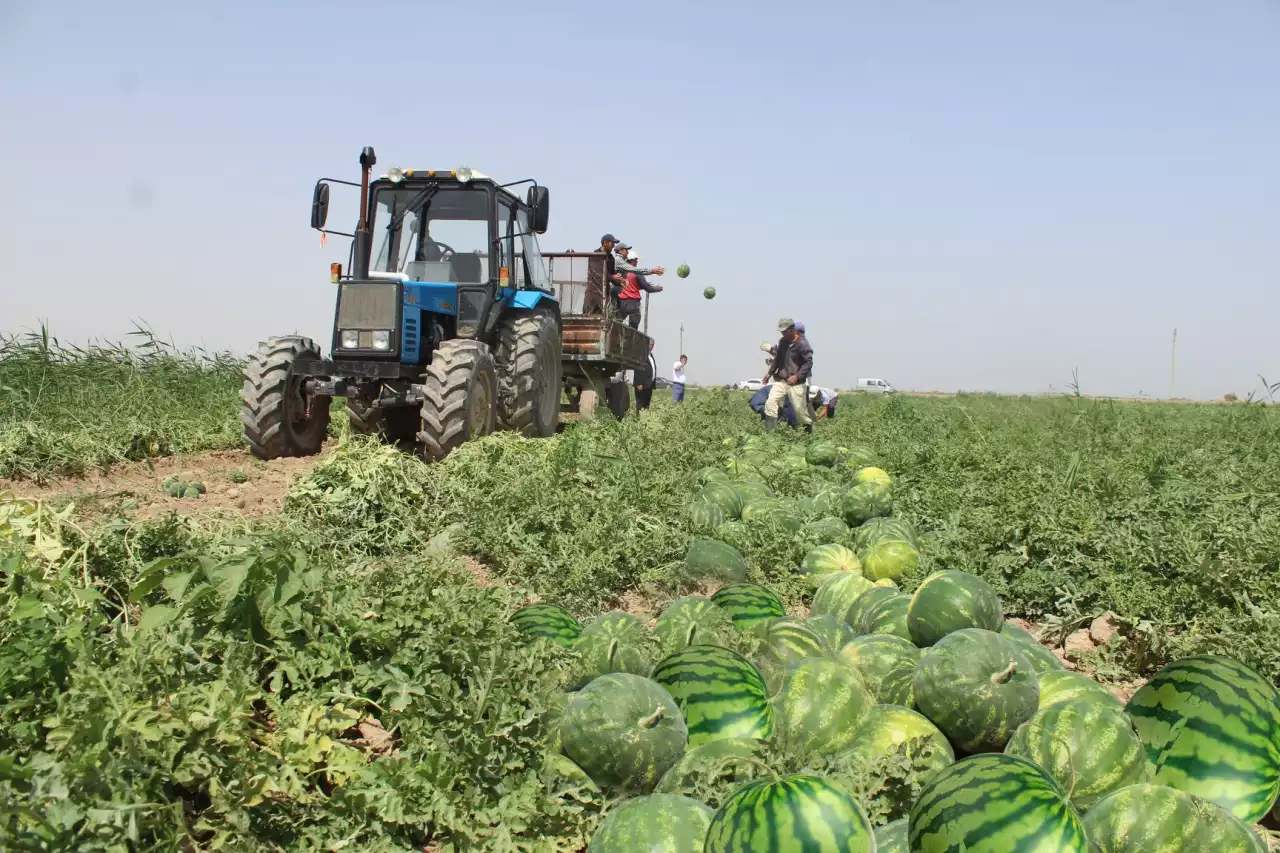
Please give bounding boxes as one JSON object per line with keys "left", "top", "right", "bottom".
{"left": 432, "top": 241, "right": 456, "bottom": 260}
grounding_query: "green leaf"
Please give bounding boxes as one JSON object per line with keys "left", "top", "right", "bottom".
{"left": 9, "top": 596, "right": 45, "bottom": 621}
{"left": 136, "top": 604, "right": 178, "bottom": 633}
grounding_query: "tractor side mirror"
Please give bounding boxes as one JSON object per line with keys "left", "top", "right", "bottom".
{"left": 311, "top": 182, "right": 330, "bottom": 230}
{"left": 528, "top": 186, "right": 550, "bottom": 234}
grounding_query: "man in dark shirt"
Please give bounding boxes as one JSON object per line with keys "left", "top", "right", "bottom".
{"left": 584, "top": 234, "right": 662, "bottom": 316}
{"left": 633, "top": 339, "right": 658, "bottom": 412}
{"left": 761, "top": 317, "right": 814, "bottom": 433}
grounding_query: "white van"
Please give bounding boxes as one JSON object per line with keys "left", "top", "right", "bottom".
{"left": 855, "top": 378, "right": 896, "bottom": 394}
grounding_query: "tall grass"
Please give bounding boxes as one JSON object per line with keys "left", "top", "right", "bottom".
{"left": 0, "top": 324, "right": 244, "bottom": 480}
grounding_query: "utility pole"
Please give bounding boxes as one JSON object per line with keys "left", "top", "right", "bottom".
{"left": 679, "top": 322, "right": 684, "bottom": 356}
{"left": 643, "top": 294, "right": 650, "bottom": 335}
{"left": 1170, "top": 328, "right": 1177, "bottom": 399}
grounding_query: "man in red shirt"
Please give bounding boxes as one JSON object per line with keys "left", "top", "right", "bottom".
{"left": 613, "top": 247, "right": 664, "bottom": 329}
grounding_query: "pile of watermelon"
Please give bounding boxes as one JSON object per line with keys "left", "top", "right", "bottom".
{"left": 510, "top": 436, "right": 1280, "bottom": 852}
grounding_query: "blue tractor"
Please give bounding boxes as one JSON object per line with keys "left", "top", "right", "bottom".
{"left": 240, "top": 146, "right": 562, "bottom": 461}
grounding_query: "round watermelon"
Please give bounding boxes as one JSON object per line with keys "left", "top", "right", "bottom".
{"left": 654, "top": 737, "right": 771, "bottom": 807}
{"left": 683, "top": 539, "right": 749, "bottom": 584}
{"left": 857, "top": 537, "right": 919, "bottom": 582}
{"left": 801, "top": 516, "right": 851, "bottom": 544}
{"left": 909, "top": 753, "right": 1091, "bottom": 852}
{"left": 570, "top": 611, "right": 655, "bottom": 688}
{"left": 1083, "top": 783, "right": 1269, "bottom": 853}
{"left": 740, "top": 499, "right": 802, "bottom": 533}
{"left": 852, "top": 466, "right": 891, "bottom": 487}
{"left": 1036, "top": 669, "right": 1124, "bottom": 711}
{"left": 677, "top": 264, "right": 690, "bottom": 278}
{"left": 805, "top": 442, "right": 840, "bottom": 467}
{"left": 842, "top": 445, "right": 881, "bottom": 470}
{"left": 706, "top": 773, "right": 874, "bottom": 853}
{"left": 840, "top": 481, "right": 892, "bottom": 525}
{"left": 856, "top": 593, "right": 912, "bottom": 642}
{"left": 797, "top": 489, "right": 840, "bottom": 519}
{"left": 711, "top": 583, "right": 785, "bottom": 634}
{"left": 774, "top": 657, "right": 875, "bottom": 758}
{"left": 1126, "top": 655, "right": 1280, "bottom": 823}
{"left": 805, "top": 613, "right": 856, "bottom": 653}
{"left": 800, "top": 543, "right": 860, "bottom": 578}
{"left": 998, "top": 621, "right": 1066, "bottom": 673}
{"left": 560, "top": 673, "right": 687, "bottom": 793}
{"left": 654, "top": 595, "right": 735, "bottom": 655}
{"left": 913, "top": 628, "right": 1040, "bottom": 754}
{"left": 703, "top": 287, "right": 716, "bottom": 299}
{"left": 651, "top": 645, "right": 774, "bottom": 747}
{"left": 874, "top": 819, "right": 909, "bottom": 853}
{"left": 852, "top": 516, "right": 919, "bottom": 550}
{"left": 512, "top": 603, "right": 581, "bottom": 647}
{"left": 688, "top": 500, "right": 727, "bottom": 532}
{"left": 695, "top": 466, "right": 730, "bottom": 485}
{"left": 1005, "top": 699, "right": 1151, "bottom": 812}
{"left": 810, "top": 571, "right": 873, "bottom": 621}
{"left": 840, "top": 704, "right": 955, "bottom": 773}
{"left": 907, "top": 570, "right": 1004, "bottom": 647}
{"left": 844, "top": 586, "right": 900, "bottom": 632}
{"left": 588, "top": 793, "right": 712, "bottom": 853}
{"left": 696, "top": 482, "right": 744, "bottom": 519}
{"left": 755, "top": 618, "right": 828, "bottom": 693}
{"left": 837, "top": 634, "right": 922, "bottom": 705}
{"left": 732, "top": 479, "right": 774, "bottom": 505}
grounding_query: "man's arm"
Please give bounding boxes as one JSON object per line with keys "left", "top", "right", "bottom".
{"left": 635, "top": 272, "right": 663, "bottom": 293}
{"left": 616, "top": 257, "right": 664, "bottom": 277}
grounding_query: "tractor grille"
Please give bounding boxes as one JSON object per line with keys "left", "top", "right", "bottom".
{"left": 337, "top": 281, "right": 399, "bottom": 329}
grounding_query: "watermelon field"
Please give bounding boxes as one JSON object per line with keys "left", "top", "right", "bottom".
{"left": 4, "top": 330, "right": 1280, "bottom": 851}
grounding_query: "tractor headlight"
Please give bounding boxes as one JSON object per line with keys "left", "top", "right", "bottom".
{"left": 455, "top": 166, "right": 475, "bottom": 183}
{"left": 371, "top": 330, "right": 391, "bottom": 350}
{"left": 340, "top": 329, "right": 359, "bottom": 349}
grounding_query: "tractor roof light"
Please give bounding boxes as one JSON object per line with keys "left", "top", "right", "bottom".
{"left": 385, "top": 167, "right": 406, "bottom": 183}
{"left": 455, "top": 166, "right": 475, "bottom": 183}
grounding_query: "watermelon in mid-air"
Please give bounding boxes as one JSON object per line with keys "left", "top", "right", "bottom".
{"left": 677, "top": 264, "right": 690, "bottom": 278}
{"left": 703, "top": 287, "right": 716, "bottom": 300}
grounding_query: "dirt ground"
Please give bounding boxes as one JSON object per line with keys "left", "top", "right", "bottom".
{"left": 0, "top": 443, "right": 333, "bottom": 522}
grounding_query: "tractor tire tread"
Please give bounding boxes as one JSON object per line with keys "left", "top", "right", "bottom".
{"left": 494, "top": 308, "right": 561, "bottom": 436}
{"left": 239, "top": 335, "right": 330, "bottom": 460}
{"left": 419, "top": 340, "right": 495, "bottom": 461}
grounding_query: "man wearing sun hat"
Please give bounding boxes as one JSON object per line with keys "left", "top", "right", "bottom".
{"left": 761, "top": 317, "right": 814, "bottom": 433}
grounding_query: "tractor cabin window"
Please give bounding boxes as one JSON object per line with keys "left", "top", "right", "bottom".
{"left": 372, "top": 185, "right": 491, "bottom": 284}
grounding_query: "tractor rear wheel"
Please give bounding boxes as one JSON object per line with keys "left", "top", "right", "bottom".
{"left": 494, "top": 308, "right": 562, "bottom": 437}
{"left": 419, "top": 340, "right": 497, "bottom": 461}
{"left": 240, "top": 336, "right": 330, "bottom": 460}
{"left": 346, "top": 399, "right": 418, "bottom": 443}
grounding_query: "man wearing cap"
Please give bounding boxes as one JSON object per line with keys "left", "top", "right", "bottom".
{"left": 584, "top": 234, "right": 663, "bottom": 317}
{"left": 761, "top": 317, "right": 814, "bottom": 433}
{"left": 613, "top": 247, "right": 665, "bottom": 329}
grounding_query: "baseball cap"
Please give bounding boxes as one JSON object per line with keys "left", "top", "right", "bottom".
{"left": 777, "top": 316, "right": 795, "bottom": 332}
{"left": 600, "top": 233, "right": 619, "bottom": 244}
{"left": 614, "top": 241, "right": 632, "bottom": 251}
{"left": 795, "top": 321, "right": 805, "bottom": 332}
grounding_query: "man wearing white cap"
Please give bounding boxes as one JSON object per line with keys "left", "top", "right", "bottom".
{"left": 613, "top": 246, "right": 664, "bottom": 329}
{"left": 761, "top": 317, "right": 814, "bottom": 433}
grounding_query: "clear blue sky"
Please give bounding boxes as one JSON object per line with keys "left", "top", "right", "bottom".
{"left": 2, "top": 0, "right": 1278, "bottom": 399}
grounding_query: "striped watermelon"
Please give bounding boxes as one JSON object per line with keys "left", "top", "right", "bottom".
{"left": 706, "top": 773, "right": 874, "bottom": 853}
{"left": 740, "top": 498, "right": 801, "bottom": 532}
{"left": 651, "top": 645, "right": 774, "bottom": 747}
{"left": 512, "top": 603, "right": 581, "bottom": 647}
{"left": 874, "top": 819, "right": 908, "bottom": 853}
{"left": 570, "top": 612, "right": 656, "bottom": 688}
{"left": 697, "top": 482, "right": 744, "bottom": 519}
{"left": 1126, "top": 655, "right": 1280, "bottom": 823}
{"left": 853, "top": 516, "right": 919, "bottom": 550}
{"left": 723, "top": 459, "right": 762, "bottom": 481}
{"left": 837, "top": 634, "right": 921, "bottom": 705}
{"left": 683, "top": 539, "right": 749, "bottom": 584}
{"left": 857, "top": 592, "right": 912, "bottom": 641}
{"left": 588, "top": 793, "right": 713, "bottom": 853}
{"left": 1083, "top": 783, "right": 1269, "bottom": 853}
{"left": 810, "top": 571, "right": 873, "bottom": 620}
{"left": 806, "top": 441, "right": 840, "bottom": 467}
{"left": 755, "top": 618, "right": 828, "bottom": 693}
{"left": 560, "top": 673, "right": 687, "bottom": 793}
{"left": 654, "top": 737, "right": 771, "bottom": 807}
{"left": 844, "top": 586, "right": 900, "bottom": 631}
{"left": 909, "top": 754, "right": 1090, "bottom": 852}
{"left": 542, "top": 752, "right": 599, "bottom": 793}
{"left": 999, "top": 621, "right": 1066, "bottom": 673}
{"left": 907, "top": 570, "right": 1004, "bottom": 647}
{"left": 913, "top": 628, "right": 1040, "bottom": 754}
{"left": 1037, "top": 669, "right": 1124, "bottom": 710}
{"left": 857, "top": 537, "right": 919, "bottom": 582}
{"left": 805, "top": 614, "right": 856, "bottom": 653}
{"left": 801, "top": 515, "right": 850, "bottom": 543}
{"left": 654, "top": 596, "right": 736, "bottom": 655}
{"left": 800, "top": 543, "right": 860, "bottom": 578}
{"left": 852, "top": 466, "right": 891, "bottom": 487}
{"left": 839, "top": 704, "right": 955, "bottom": 780}
{"left": 689, "top": 500, "right": 728, "bottom": 532}
{"left": 695, "top": 466, "right": 731, "bottom": 485}
{"left": 840, "top": 481, "right": 892, "bottom": 525}
{"left": 843, "top": 445, "right": 881, "bottom": 470}
{"left": 711, "top": 583, "right": 785, "bottom": 634}
{"left": 733, "top": 481, "right": 775, "bottom": 507}
{"left": 1005, "top": 699, "right": 1152, "bottom": 811}
{"left": 773, "top": 657, "right": 875, "bottom": 758}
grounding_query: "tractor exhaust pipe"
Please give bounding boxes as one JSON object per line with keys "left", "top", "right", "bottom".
{"left": 353, "top": 146, "right": 376, "bottom": 279}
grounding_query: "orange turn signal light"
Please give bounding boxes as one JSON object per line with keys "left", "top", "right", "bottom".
{"left": 330, "top": 263, "right": 342, "bottom": 283}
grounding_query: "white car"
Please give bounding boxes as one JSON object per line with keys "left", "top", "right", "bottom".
{"left": 854, "top": 377, "right": 896, "bottom": 394}
{"left": 734, "top": 379, "right": 764, "bottom": 392}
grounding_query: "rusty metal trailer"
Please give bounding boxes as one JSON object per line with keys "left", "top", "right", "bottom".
{"left": 544, "top": 251, "right": 652, "bottom": 419}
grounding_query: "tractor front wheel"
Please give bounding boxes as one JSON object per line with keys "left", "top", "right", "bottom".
{"left": 494, "top": 308, "right": 562, "bottom": 437}
{"left": 419, "top": 340, "right": 497, "bottom": 461}
{"left": 240, "top": 336, "right": 330, "bottom": 460}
